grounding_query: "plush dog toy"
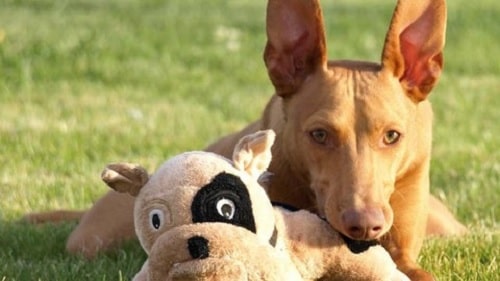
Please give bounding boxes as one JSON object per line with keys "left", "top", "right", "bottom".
{"left": 102, "top": 130, "right": 409, "bottom": 281}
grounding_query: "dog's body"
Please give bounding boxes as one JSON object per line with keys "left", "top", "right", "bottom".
{"left": 25, "top": 0, "right": 467, "bottom": 280}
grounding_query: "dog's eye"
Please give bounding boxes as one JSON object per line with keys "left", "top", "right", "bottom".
{"left": 383, "top": 130, "right": 401, "bottom": 145}
{"left": 310, "top": 129, "right": 328, "bottom": 145}
{"left": 216, "top": 198, "right": 235, "bottom": 220}
{"left": 149, "top": 209, "right": 164, "bottom": 230}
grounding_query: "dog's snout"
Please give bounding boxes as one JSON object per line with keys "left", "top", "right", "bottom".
{"left": 341, "top": 208, "right": 384, "bottom": 240}
{"left": 187, "top": 236, "right": 210, "bottom": 259}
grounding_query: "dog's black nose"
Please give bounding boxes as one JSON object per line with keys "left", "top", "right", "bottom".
{"left": 187, "top": 236, "right": 210, "bottom": 259}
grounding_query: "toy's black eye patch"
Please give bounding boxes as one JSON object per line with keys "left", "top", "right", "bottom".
{"left": 191, "top": 172, "right": 256, "bottom": 233}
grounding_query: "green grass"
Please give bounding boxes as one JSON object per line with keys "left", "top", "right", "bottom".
{"left": 0, "top": 0, "right": 498, "bottom": 280}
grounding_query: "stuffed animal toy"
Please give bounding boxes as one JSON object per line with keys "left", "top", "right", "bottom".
{"left": 101, "top": 130, "right": 409, "bottom": 281}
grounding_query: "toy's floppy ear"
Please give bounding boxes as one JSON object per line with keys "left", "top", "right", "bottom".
{"left": 101, "top": 163, "right": 149, "bottom": 197}
{"left": 233, "top": 130, "right": 276, "bottom": 178}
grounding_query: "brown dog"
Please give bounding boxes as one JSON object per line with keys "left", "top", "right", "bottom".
{"left": 25, "top": 0, "right": 466, "bottom": 279}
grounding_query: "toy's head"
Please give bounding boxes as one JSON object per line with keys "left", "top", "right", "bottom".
{"left": 102, "top": 130, "right": 277, "bottom": 255}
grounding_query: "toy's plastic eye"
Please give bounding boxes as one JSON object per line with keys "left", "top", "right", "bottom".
{"left": 149, "top": 209, "right": 164, "bottom": 230}
{"left": 216, "top": 198, "right": 235, "bottom": 220}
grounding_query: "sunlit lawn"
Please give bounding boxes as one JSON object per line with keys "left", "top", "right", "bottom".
{"left": 0, "top": 0, "right": 498, "bottom": 280}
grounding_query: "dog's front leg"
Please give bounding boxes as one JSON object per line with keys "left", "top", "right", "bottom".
{"left": 384, "top": 164, "right": 434, "bottom": 281}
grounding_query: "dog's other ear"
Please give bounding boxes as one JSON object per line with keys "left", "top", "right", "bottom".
{"left": 381, "top": 0, "right": 447, "bottom": 102}
{"left": 101, "top": 163, "right": 149, "bottom": 196}
{"left": 233, "top": 130, "right": 276, "bottom": 178}
{"left": 264, "top": 0, "right": 327, "bottom": 97}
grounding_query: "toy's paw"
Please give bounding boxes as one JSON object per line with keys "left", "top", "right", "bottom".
{"left": 165, "top": 258, "right": 247, "bottom": 281}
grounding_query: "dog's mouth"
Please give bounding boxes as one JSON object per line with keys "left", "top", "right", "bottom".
{"left": 318, "top": 214, "right": 380, "bottom": 254}
{"left": 339, "top": 233, "right": 380, "bottom": 254}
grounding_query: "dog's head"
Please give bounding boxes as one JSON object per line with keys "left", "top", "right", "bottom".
{"left": 264, "top": 0, "right": 446, "bottom": 240}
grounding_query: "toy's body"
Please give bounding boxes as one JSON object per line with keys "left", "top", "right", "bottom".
{"left": 102, "top": 130, "right": 409, "bottom": 281}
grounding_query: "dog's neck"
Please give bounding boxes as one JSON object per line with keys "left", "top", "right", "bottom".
{"left": 265, "top": 127, "right": 316, "bottom": 211}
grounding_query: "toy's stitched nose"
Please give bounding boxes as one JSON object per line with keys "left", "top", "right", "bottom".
{"left": 187, "top": 236, "right": 210, "bottom": 259}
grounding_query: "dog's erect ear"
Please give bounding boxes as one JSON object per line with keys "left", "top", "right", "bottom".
{"left": 233, "top": 130, "right": 276, "bottom": 178}
{"left": 381, "top": 0, "right": 447, "bottom": 102}
{"left": 263, "top": 0, "right": 327, "bottom": 97}
{"left": 101, "top": 163, "right": 149, "bottom": 196}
